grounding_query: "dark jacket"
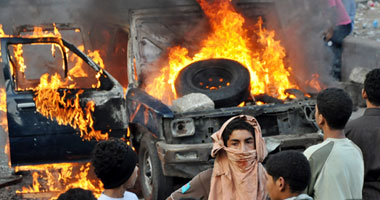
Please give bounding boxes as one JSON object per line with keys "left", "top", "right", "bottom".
{"left": 167, "top": 168, "right": 212, "bottom": 200}
{"left": 345, "top": 108, "right": 380, "bottom": 200}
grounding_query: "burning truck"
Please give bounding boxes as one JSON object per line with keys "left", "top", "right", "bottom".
{"left": 126, "top": 0, "right": 323, "bottom": 199}
{"left": 0, "top": 0, "right": 325, "bottom": 199}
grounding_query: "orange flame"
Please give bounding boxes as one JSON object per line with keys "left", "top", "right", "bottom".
{"left": 68, "top": 45, "right": 87, "bottom": 78}
{"left": 15, "top": 162, "right": 103, "bottom": 199}
{"left": 306, "top": 73, "right": 324, "bottom": 92}
{"left": 13, "top": 44, "right": 27, "bottom": 73}
{"left": 145, "top": 0, "right": 297, "bottom": 104}
{"left": 0, "top": 24, "right": 10, "bottom": 37}
{"left": 87, "top": 50, "right": 105, "bottom": 89}
{"left": 0, "top": 24, "right": 108, "bottom": 141}
{"left": 0, "top": 25, "right": 6, "bottom": 36}
{"left": 27, "top": 23, "right": 62, "bottom": 38}
{"left": 0, "top": 88, "right": 8, "bottom": 133}
{"left": 87, "top": 50, "right": 105, "bottom": 69}
{"left": 124, "top": 127, "right": 136, "bottom": 151}
{"left": 33, "top": 73, "right": 108, "bottom": 141}
{"left": 1, "top": 89, "right": 10, "bottom": 167}
{"left": 67, "top": 45, "right": 105, "bottom": 89}
{"left": 256, "top": 101, "right": 264, "bottom": 105}
{"left": 0, "top": 88, "right": 6, "bottom": 112}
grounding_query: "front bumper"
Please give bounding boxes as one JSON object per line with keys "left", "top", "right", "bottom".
{"left": 156, "top": 133, "right": 323, "bottom": 178}
{"left": 156, "top": 142, "right": 213, "bottom": 178}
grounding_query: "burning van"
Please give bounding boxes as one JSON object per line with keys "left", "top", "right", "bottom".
{"left": 0, "top": 0, "right": 325, "bottom": 199}
{"left": 125, "top": 0, "right": 322, "bottom": 199}
{"left": 0, "top": 25, "right": 127, "bottom": 165}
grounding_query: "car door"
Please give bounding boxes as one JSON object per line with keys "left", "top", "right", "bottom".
{"left": 0, "top": 37, "right": 127, "bottom": 165}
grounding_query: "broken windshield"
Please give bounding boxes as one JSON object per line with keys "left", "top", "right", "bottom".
{"left": 8, "top": 42, "right": 99, "bottom": 91}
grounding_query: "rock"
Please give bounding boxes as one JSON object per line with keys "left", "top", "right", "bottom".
{"left": 358, "top": 3, "right": 367, "bottom": 9}
{"left": 171, "top": 93, "right": 215, "bottom": 113}
{"left": 340, "top": 82, "right": 365, "bottom": 109}
{"left": 349, "top": 67, "right": 372, "bottom": 84}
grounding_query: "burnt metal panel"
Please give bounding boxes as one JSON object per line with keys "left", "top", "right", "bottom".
{"left": 163, "top": 100, "right": 317, "bottom": 145}
{"left": 10, "top": 134, "right": 97, "bottom": 165}
{"left": 127, "top": 88, "right": 173, "bottom": 138}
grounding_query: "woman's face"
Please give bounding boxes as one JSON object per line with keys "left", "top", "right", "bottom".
{"left": 226, "top": 129, "right": 255, "bottom": 151}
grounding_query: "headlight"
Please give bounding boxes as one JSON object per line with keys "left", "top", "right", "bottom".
{"left": 170, "top": 118, "right": 195, "bottom": 137}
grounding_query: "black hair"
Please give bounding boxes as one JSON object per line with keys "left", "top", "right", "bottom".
{"left": 91, "top": 138, "right": 137, "bottom": 189}
{"left": 265, "top": 150, "right": 311, "bottom": 193}
{"left": 364, "top": 68, "right": 380, "bottom": 106}
{"left": 222, "top": 117, "right": 255, "bottom": 146}
{"left": 57, "top": 188, "right": 96, "bottom": 200}
{"left": 316, "top": 88, "right": 353, "bottom": 130}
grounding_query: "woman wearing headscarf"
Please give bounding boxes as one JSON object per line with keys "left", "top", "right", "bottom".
{"left": 167, "top": 115, "right": 268, "bottom": 200}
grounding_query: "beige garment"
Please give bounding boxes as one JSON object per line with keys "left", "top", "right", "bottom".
{"left": 208, "top": 115, "right": 268, "bottom": 200}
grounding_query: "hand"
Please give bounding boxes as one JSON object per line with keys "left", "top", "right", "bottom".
{"left": 323, "top": 27, "right": 334, "bottom": 42}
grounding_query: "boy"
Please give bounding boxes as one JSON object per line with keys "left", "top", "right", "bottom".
{"left": 91, "top": 138, "right": 139, "bottom": 200}
{"left": 304, "top": 88, "right": 364, "bottom": 200}
{"left": 167, "top": 115, "right": 267, "bottom": 200}
{"left": 265, "top": 150, "right": 312, "bottom": 200}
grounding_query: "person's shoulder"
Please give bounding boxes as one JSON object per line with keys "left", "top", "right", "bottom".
{"left": 345, "top": 138, "right": 363, "bottom": 156}
{"left": 167, "top": 168, "right": 213, "bottom": 200}
{"left": 303, "top": 140, "right": 333, "bottom": 159}
{"left": 294, "top": 193, "right": 313, "bottom": 200}
{"left": 198, "top": 168, "right": 213, "bottom": 181}
{"left": 123, "top": 191, "right": 138, "bottom": 200}
{"left": 97, "top": 193, "right": 112, "bottom": 200}
{"left": 345, "top": 115, "right": 365, "bottom": 130}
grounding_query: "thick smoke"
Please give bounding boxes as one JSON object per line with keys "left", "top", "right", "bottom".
{"left": 0, "top": 0, "right": 338, "bottom": 91}
{"left": 0, "top": 0, "right": 197, "bottom": 88}
{"left": 270, "top": 0, "right": 338, "bottom": 91}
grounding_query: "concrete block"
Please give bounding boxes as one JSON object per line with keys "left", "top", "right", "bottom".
{"left": 340, "top": 81, "right": 366, "bottom": 109}
{"left": 342, "top": 37, "right": 380, "bottom": 81}
{"left": 171, "top": 93, "right": 214, "bottom": 113}
{"left": 349, "top": 67, "right": 372, "bottom": 84}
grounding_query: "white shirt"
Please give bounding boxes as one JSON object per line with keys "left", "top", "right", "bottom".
{"left": 304, "top": 138, "right": 364, "bottom": 200}
{"left": 98, "top": 191, "right": 138, "bottom": 200}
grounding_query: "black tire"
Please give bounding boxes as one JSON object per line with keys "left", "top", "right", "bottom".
{"left": 139, "top": 134, "right": 173, "bottom": 200}
{"left": 175, "top": 59, "right": 250, "bottom": 108}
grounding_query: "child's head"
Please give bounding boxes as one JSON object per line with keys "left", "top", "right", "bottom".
{"left": 222, "top": 118, "right": 256, "bottom": 151}
{"left": 364, "top": 68, "right": 380, "bottom": 106}
{"left": 57, "top": 188, "right": 96, "bottom": 200}
{"left": 265, "top": 150, "right": 311, "bottom": 200}
{"left": 316, "top": 88, "right": 353, "bottom": 130}
{"left": 91, "top": 138, "right": 138, "bottom": 190}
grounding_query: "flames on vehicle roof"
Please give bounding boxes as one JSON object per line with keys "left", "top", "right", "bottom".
{"left": 143, "top": 0, "right": 324, "bottom": 106}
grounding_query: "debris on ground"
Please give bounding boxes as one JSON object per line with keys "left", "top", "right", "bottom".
{"left": 353, "top": 0, "right": 380, "bottom": 41}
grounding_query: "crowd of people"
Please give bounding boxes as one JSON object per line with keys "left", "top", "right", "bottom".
{"left": 56, "top": 68, "right": 380, "bottom": 200}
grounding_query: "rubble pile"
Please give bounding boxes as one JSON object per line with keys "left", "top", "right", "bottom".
{"left": 353, "top": 0, "right": 380, "bottom": 41}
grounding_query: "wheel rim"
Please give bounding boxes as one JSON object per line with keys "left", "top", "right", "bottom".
{"left": 143, "top": 150, "right": 153, "bottom": 195}
{"left": 192, "top": 67, "right": 232, "bottom": 90}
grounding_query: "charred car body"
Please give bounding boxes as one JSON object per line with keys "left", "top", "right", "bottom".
{"left": 0, "top": 2, "right": 322, "bottom": 200}
{"left": 126, "top": 4, "right": 322, "bottom": 200}
{"left": 1, "top": 36, "right": 127, "bottom": 165}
